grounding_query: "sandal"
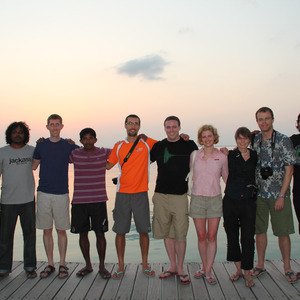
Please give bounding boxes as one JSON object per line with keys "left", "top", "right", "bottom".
{"left": 251, "top": 267, "right": 266, "bottom": 278}
{"left": 99, "top": 269, "right": 111, "bottom": 279}
{"left": 26, "top": 270, "right": 37, "bottom": 279}
{"left": 205, "top": 276, "right": 217, "bottom": 285}
{"left": 40, "top": 265, "right": 55, "bottom": 278}
{"left": 58, "top": 265, "right": 69, "bottom": 279}
{"left": 194, "top": 270, "right": 205, "bottom": 279}
{"left": 245, "top": 278, "right": 255, "bottom": 287}
{"left": 76, "top": 267, "right": 93, "bottom": 277}
{"left": 177, "top": 274, "right": 191, "bottom": 285}
{"left": 230, "top": 273, "right": 242, "bottom": 281}
{"left": 285, "top": 271, "right": 298, "bottom": 284}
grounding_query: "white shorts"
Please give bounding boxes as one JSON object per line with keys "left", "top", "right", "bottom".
{"left": 36, "top": 191, "right": 70, "bottom": 230}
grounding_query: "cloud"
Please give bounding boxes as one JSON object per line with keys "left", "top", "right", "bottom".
{"left": 117, "top": 54, "right": 169, "bottom": 80}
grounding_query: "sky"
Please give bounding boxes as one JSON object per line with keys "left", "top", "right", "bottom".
{"left": 1, "top": 0, "right": 299, "bottom": 148}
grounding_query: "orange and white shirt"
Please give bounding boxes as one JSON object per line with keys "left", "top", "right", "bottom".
{"left": 108, "top": 137, "right": 157, "bottom": 193}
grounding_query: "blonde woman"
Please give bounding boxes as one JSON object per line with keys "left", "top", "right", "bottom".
{"left": 189, "top": 125, "right": 228, "bottom": 285}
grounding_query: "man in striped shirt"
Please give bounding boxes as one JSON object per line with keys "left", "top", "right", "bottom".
{"left": 69, "top": 128, "right": 111, "bottom": 279}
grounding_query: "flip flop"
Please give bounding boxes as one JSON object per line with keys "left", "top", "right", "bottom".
{"left": 251, "top": 267, "right": 266, "bottom": 278}
{"left": 285, "top": 271, "right": 298, "bottom": 284}
{"left": 245, "top": 278, "right": 255, "bottom": 287}
{"left": 230, "top": 273, "right": 242, "bottom": 281}
{"left": 177, "top": 274, "right": 191, "bottom": 285}
{"left": 159, "top": 271, "right": 177, "bottom": 279}
{"left": 40, "top": 265, "right": 55, "bottom": 278}
{"left": 76, "top": 267, "right": 93, "bottom": 277}
{"left": 99, "top": 269, "right": 111, "bottom": 279}
{"left": 26, "top": 270, "right": 37, "bottom": 279}
{"left": 194, "top": 270, "right": 205, "bottom": 279}
{"left": 143, "top": 268, "right": 155, "bottom": 277}
{"left": 58, "top": 265, "right": 69, "bottom": 279}
{"left": 205, "top": 276, "right": 217, "bottom": 285}
{"left": 112, "top": 270, "right": 124, "bottom": 280}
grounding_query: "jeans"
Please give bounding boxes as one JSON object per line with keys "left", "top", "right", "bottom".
{"left": 0, "top": 201, "right": 36, "bottom": 273}
{"left": 223, "top": 194, "right": 256, "bottom": 270}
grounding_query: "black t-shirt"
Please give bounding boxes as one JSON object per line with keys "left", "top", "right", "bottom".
{"left": 290, "top": 134, "right": 300, "bottom": 191}
{"left": 224, "top": 148, "right": 257, "bottom": 199}
{"left": 150, "top": 138, "right": 198, "bottom": 195}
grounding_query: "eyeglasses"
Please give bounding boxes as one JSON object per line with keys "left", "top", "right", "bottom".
{"left": 126, "top": 122, "right": 140, "bottom": 126}
{"left": 257, "top": 117, "right": 272, "bottom": 122}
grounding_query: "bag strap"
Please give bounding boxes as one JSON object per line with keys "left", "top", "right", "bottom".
{"left": 121, "top": 136, "right": 140, "bottom": 168}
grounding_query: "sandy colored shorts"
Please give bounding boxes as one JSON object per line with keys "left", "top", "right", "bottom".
{"left": 36, "top": 191, "right": 70, "bottom": 230}
{"left": 152, "top": 192, "right": 189, "bottom": 242}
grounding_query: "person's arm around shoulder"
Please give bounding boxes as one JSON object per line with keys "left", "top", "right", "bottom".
{"left": 32, "top": 159, "right": 40, "bottom": 170}
{"left": 106, "top": 161, "right": 115, "bottom": 170}
{"left": 274, "top": 164, "right": 294, "bottom": 211}
{"left": 221, "top": 150, "right": 229, "bottom": 184}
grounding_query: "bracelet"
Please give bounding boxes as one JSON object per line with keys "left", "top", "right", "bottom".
{"left": 278, "top": 193, "right": 285, "bottom": 198}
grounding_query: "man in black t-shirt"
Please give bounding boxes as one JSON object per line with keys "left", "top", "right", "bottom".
{"left": 150, "top": 116, "right": 198, "bottom": 285}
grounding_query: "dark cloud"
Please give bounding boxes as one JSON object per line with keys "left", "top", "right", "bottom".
{"left": 117, "top": 54, "right": 169, "bottom": 80}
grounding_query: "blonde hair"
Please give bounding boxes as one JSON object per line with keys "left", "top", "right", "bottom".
{"left": 197, "top": 124, "right": 219, "bottom": 145}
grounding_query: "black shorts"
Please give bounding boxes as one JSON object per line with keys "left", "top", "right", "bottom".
{"left": 71, "top": 202, "right": 108, "bottom": 233}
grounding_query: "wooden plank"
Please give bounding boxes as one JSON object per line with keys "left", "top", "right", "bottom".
{"left": 84, "top": 263, "right": 114, "bottom": 300}
{"left": 222, "top": 261, "right": 256, "bottom": 300}
{"left": 253, "top": 260, "right": 288, "bottom": 299}
{"left": 131, "top": 263, "right": 150, "bottom": 300}
{"left": 188, "top": 262, "right": 210, "bottom": 300}
{"left": 115, "top": 263, "right": 138, "bottom": 300}
{"left": 267, "top": 259, "right": 300, "bottom": 298}
{"left": 0, "top": 261, "right": 26, "bottom": 294}
{"left": 147, "top": 263, "right": 163, "bottom": 300}
{"left": 24, "top": 262, "right": 78, "bottom": 300}
{"left": 3, "top": 261, "right": 45, "bottom": 299}
{"left": 213, "top": 261, "right": 241, "bottom": 300}
{"left": 161, "top": 263, "right": 177, "bottom": 300}
{"left": 177, "top": 263, "right": 194, "bottom": 300}
{"left": 101, "top": 264, "right": 125, "bottom": 300}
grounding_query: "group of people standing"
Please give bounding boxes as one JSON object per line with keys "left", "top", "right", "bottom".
{"left": 0, "top": 108, "right": 299, "bottom": 289}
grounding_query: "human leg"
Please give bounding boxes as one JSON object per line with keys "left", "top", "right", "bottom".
{"left": 114, "top": 233, "right": 126, "bottom": 278}
{"left": 193, "top": 218, "right": 208, "bottom": 273}
{"left": 79, "top": 232, "right": 92, "bottom": 269}
{"left": 95, "top": 231, "right": 110, "bottom": 278}
{"left": 0, "top": 204, "right": 18, "bottom": 274}
{"left": 205, "top": 217, "right": 220, "bottom": 279}
{"left": 223, "top": 195, "right": 241, "bottom": 264}
{"left": 19, "top": 201, "right": 36, "bottom": 272}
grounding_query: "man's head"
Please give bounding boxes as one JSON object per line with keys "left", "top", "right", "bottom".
{"left": 296, "top": 113, "right": 300, "bottom": 132}
{"left": 125, "top": 114, "right": 140, "bottom": 137}
{"left": 255, "top": 107, "right": 274, "bottom": 133}
{"left": 164, "top": 116, "right": 181, "bottom": 142}
{"left": 5, "top": 121, "right": 30, "bottom": 146}
{"left": 79, "top": 128, "right": 97, "bottom": 152}
{"left": 46, "top": 114, "right": 64, "bottom": 138}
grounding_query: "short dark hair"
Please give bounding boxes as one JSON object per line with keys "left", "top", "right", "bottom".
{"left": 125, "top": 114, "right": 140, "bottom": 125}
{"left": 47, "top": 114, "right": 63, "bottom": 124}
{"left": 164, "top": 116, "right": 181, "bottom": 127}
{"left": 234, "top": 127, "right": 251, "bottom": 141}
{"left": 297, "top": 113, "right": 300, "bottom": 123}
{"left": 255, "top": 107, "right": 274, "bottom": 120}
{"left": 80, "top": 128, "right": 96, "bottom": 139}
{"left": 5, "top": 121, "right": 30, "bottom": 145}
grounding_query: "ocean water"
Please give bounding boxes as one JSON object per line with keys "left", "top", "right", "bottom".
{"left": 12, "top": 163, "right": 299, "bottom": 265}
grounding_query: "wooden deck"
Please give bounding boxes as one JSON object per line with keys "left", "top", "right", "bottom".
{"left": 1, "top": 259, "right": 300, "bottom": 299}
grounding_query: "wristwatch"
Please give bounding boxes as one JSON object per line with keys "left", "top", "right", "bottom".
{"left": 278, "top": 193, "right": 285, "bottom": 198}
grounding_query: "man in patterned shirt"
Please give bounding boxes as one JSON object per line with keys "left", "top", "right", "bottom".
{"left": 69, "top": 128, "right": 111, "bottom": 279}
{"left": 251, "top": 107, "right": 297, "bottom": 283}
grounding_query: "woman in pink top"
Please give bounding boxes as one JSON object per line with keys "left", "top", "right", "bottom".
{"left": 189, "top": 125, "right": 228, "bottom": 285}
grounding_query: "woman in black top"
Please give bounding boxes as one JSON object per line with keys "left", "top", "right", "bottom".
{"left": 223, "top": 127, "right": 257, "bottom": 287}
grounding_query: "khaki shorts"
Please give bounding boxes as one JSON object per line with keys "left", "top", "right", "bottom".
{"left": 36, "top": 191, "right": 70, "bottom": 230}
{"left": 190, "top": 194, "right": 222, "bottom": 219}
{"left": 152, "top": 193, "right": 189, "bottom": 242}
{"left": 255, "top": 195, "right": 294, "bottom": 237}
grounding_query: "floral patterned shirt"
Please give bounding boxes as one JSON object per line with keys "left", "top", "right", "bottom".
{"left": 253, "top": 130, "right": 296, "bottom": 199}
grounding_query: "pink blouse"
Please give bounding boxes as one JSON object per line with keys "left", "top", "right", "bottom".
{"left": 190, "top": 148, "right": 228, "bottom": 197}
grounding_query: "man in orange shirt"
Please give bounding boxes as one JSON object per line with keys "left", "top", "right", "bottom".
{"left": 106, "top": 114, "right": 156, "bottom": 279}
